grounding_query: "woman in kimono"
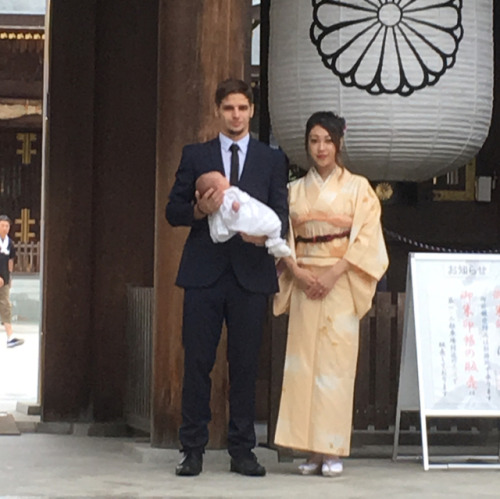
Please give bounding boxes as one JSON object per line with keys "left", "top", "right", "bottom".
{"left": 274, "top": 111, "right": 388, "bottom": 476}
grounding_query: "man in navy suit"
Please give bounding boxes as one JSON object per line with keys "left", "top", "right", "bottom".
{"left": 166, "top": 79, "right": 288, "bottom": 476}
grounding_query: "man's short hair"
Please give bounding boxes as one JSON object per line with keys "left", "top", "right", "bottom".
{"left": 0, "top": 215, "right": 11, "bottom": 224}
{"left": 215, "top": 79, "right": 253, "bottom": 107}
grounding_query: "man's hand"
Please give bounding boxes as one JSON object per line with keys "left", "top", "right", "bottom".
{"left": 194, "top": 187, "right": 224, "bottom": 219}
{"left": 0, "top": 277, "right": 4, "bottom": 287}
{"left": 240, "top": 233, "right": 267, "bottom": 246}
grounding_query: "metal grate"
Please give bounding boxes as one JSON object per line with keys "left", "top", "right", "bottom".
{"left": 14, "top": 241, "right": 39, "bottom": 272}
{"left": 125, "top": 285, "right": 153, "bottom": 433}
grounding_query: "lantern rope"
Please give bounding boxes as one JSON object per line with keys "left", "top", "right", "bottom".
{"left": 383, "top": 228, "right": 500, "bottom": 254}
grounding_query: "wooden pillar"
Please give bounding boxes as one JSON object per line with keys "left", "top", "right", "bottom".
{"left": 153, "top": 0, "right": 252, "bottom": 448}
{"left": 41, "top": 1, "right": 96, "bottom": 420}
{"left": 90, "top": 0, "right": 158, "bottom": 421}
{"left": 41, "top": 0, "right": 158, "bottom": 422}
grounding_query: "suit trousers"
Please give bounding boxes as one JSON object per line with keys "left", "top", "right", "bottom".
{"left": 179, "top": 267, "right": 268, "bottom": 457}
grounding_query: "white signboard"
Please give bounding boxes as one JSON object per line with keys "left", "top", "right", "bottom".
{"left": 393, "top": 253, "right": 500, "bottom": 470}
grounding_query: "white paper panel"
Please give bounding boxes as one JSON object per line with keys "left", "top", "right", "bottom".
{"left": 269, "top": 0, "right": 493, "bottom": 181}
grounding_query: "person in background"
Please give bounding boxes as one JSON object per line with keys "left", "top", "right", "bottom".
{"left": 0, "top": 215, "right": 23, "bottom": 348}
{"left": 273, "top": 111, "right": 388, "bottom": 476}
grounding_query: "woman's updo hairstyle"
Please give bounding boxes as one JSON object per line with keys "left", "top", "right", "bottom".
{"left": 305, "top": 111, "right": 346, "bottom": 169}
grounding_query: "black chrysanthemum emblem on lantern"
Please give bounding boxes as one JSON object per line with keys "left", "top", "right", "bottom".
{"left": 310, "top": 0, "right": 463, "bottom": 96}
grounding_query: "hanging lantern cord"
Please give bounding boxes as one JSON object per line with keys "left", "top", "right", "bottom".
{"left": 383, "top": 228, "right": 500, "bottom": 254}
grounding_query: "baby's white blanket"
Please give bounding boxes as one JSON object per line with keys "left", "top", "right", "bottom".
{"left": 208, "top": 187, "right": 291, "bottom": 258}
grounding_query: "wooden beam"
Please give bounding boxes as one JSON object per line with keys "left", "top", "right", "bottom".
{"left": 90, "top": 0, "right": 158, "bottom": 421}
{"left": 0, "top": 15, "right": 45, "bottom": 30}
{"left": 41, "top": 1, "right": 96, "bottom": 421}
{"left": 0, "top": 114, "right": 41, "bottom": 128}
{"left": 0, "top": 98, "right": 41, "bottom": 120}
{"left": 153, "top": 0, "right": 252, "bottom": 448}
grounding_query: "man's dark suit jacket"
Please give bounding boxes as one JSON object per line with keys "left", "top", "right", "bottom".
{"left": 166, "top": 136, "right": 289, "bottom": 295}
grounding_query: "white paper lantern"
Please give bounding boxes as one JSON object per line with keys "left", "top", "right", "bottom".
{"left": 269, "top": 0, "right": 493, "bottom": 182}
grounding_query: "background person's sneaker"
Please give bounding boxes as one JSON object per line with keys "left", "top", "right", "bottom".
{"left": 7, "top": 338, "right": 24, "bottom": 348}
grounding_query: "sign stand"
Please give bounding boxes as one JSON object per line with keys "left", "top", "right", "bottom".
{"left": 393, "top": 253, "right": 500, "bottom": 470}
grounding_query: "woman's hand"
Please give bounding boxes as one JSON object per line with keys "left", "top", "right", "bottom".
{"left": 307, "top": 267, "right": 340, "bottom": 300}
{"left": 292, "top": 265, "right": 317, "bottom": 291}
{"left": 306, "top": 259, "right": 351, "bottom": 300}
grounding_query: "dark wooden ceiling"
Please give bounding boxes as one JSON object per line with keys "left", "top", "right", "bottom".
{"left": 0, "top": 30, "right": 43, "bottom": 100}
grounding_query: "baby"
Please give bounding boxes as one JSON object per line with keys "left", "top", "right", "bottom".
{"left": 195, "top": 171, "right": 291, "bottom": 258}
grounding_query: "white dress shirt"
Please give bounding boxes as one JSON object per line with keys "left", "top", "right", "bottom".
{"left": 219, "top": 132, "right": 250, "bottom": 182}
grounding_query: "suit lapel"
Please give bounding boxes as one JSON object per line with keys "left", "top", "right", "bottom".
{"left": 238, "top": 137, "right": 256, "bottom": 187}
{"left": 208, "top": 137, "right": 225, "bottom": 175}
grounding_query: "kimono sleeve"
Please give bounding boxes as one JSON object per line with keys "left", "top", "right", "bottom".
{"left": 343, "top": 177, "right": 389, "bottom": 317}
{"left": 273, "top": 216, "right": 296, "bottom": 316}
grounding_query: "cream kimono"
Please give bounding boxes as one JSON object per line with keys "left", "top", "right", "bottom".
{"left": 274, "top": 167, "right": 388, "bottom": 456}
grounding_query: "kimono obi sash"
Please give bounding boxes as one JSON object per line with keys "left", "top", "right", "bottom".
{"left": 291, "top": 217, "right": 352, "bottom": 264}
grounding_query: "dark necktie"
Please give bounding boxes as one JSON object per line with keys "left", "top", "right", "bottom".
{"left": 230, "top": 143, "right": 239, "bottom": 186}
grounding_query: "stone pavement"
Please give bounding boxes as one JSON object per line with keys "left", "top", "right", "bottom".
{"left": 1, "top": 281, "right": 500, "bottom": 497}
{"left": 0, "top": 320, "right": 39, "bottom": 412}
{"left": 1, "top": 433, "right": 500, "bottom": 498}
